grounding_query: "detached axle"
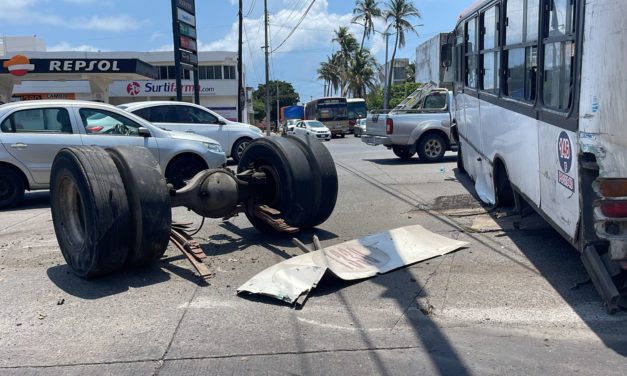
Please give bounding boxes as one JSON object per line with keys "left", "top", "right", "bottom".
{"left": 49, "top": 135, "right": 338, "bottom": 278}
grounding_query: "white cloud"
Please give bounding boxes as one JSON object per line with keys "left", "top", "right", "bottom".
{"left": 0, "top": 0, "right": 65, "bottom": 26}
{"left": 0, "top": 1, "right": 143, "bottom": 32}
{"left": 48, "top": 42, "right": 106, "bottom": 52}
{"left": 204, "top": 0, "right": 362, "bottom": 56}
{"left": 69, "top": 15, "right": 146, "bottom": 32}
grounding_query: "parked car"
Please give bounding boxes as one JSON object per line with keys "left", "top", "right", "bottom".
{"left": 119, "top": 101, "right": 263, "bottom": 163}
{"left": 353, "top": 117, "right": 366, "bottom": 137}
{"left": 0, "top": 100, "right": 226, "bottom": 208}
{"left": 288, "top": 120, "right": 331, "bottom": 141}
{"left": 362, "top": 84, "right": 456, "bottom": 162}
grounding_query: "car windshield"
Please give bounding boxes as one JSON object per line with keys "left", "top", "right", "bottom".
{"left": 307, "top": 121, "right": 324, "bottom": 128}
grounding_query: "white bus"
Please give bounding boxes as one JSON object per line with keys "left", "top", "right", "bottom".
{"left": 450, "top": 0, "right": 626, "bottom": 311}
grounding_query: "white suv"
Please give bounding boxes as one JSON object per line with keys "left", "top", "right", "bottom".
{"left": 119, "top": 101, "right": 263, "bottom": 163}
{"left": 0, "top": 100, "right": 226, "bottom": 208}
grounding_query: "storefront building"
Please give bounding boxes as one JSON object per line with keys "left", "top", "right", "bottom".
{"left": 1, "top": 46, "right": 252, "bottom": 123}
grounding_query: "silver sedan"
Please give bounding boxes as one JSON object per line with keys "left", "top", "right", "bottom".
{"left": 0, "top": 100, "right": 226, "bottom": 208}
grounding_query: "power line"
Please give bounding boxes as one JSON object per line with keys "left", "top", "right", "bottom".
{"left": 244, "top": 0, "right": 256, "bottom": 17}
{"left": 270, "top": 0, "right": 306, "bottom": 41}
{"left": 271, "top": 0, "right": 316, "bottom": 53}
{"left": 243, "top": 21, "right": 262, "bottom": 85}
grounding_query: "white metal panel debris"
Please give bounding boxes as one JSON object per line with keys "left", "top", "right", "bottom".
{"left": 237, "top": 225, "right": 469, "bottom": 305}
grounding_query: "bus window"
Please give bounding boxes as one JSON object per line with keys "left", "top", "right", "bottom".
{"left": 481, "top": 5, "right": 499, "bottom": 94}
{"left": 506, "top": 47, "right": 537, "bottom": 101}
{"left": 548, "top": 0, "right": 575, "bottom": 37}
{"left": 504, "top": 0, "right": 539, "bottom": 102}
{"left": 466, "top": 17, "right": 478, "bottom": 88}
{"left": 542, "top": 0, "right": 576, "bottom": 111}
{"left": 543, "top": 41, "right": 573, "bottom": 110}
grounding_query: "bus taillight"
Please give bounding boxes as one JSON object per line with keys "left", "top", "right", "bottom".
{"left": 386, "top": 118, "right": 393, "bottom": 134}
{"left": 600, "top": 201, "right": 627, "bottom": 218}
{"left": 599, "top": 179, "right": 627, "bottom": 197}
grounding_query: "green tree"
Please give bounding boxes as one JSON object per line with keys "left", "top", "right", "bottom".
{"left": 383, "top": 0, "right": 421, "bottom": 108}
{"left": 344, "top": 49, "right": 379, "bottom": 98}
{"left": 252, "top": 80, "right": 300, "bottom": 122}
{"left": 352, "top": 0, "right": 383, "bottom": 51}
{"left": 365, "top": 86, "right": 383, "bottom": 110}
{"left": 332, "top": 27, "right": 359, "bottom": 96}
{"left": 317, "top": 54, "right": 341, "bottom": 96}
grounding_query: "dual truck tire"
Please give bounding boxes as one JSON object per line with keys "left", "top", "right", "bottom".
{"left": 50, "top": 136, "right": 338, "bottom": 278}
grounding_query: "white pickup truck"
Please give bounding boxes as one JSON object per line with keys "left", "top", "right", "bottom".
{"left": 361, "top": 84, "right": 457, "bottom": 162}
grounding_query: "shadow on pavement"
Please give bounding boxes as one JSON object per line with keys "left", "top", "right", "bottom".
{"left": 203, "top": 221, "right": 338, "bottom": 258}
{"left": 491, "top": 210, "right": 627, "bottom": 357}
{"left": 453, "top": 167, "right": 627, "bottom": 357}
{"left": 46, "top": 262, "right": 172, "bottom": 299}
{"left": 364, "top": 155, "right": 456, "bottom": 166}
{"left": 1, "top": 191, "right": 51, "bottom": 212}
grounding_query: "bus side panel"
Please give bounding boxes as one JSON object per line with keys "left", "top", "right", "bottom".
{"left": 579, "top": 0, "right": 627, "bottom": 177}
{"left": 480, "top": 99, "right": 541, "bottom": 207}
{"left": 458, "top": 93, "right": 495, "bottom": 204}
{"left": 538, "top": 125, "right": 580, "bottom": 239}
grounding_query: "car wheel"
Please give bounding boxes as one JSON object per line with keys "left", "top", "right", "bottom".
{"left": 50, "top": 146, "right": 131, "bottom": 278}
{"left": 392, "top": 145, "right": 416, "bottom": 160}
{"left": 417, "top": 133, "right": 446, "bottom": 163}
{"left": 106, "top": 146, "right": 172, "bottom": 267}
{"left": 288, "top": 134, "right": 338, "bottom": 227}
{"left": 165, "top": 155, "right": 208, "bottom": 190}
{"left": 231, "top": 137, "right": 252, "bottom": 164}
{"left": 237, "top": 136, "right": 321, "bottom": 234}
{"left": 0, "top": 166, "right": 25, "bottom": 209}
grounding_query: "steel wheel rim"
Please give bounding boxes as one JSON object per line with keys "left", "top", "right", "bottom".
{"left": 424, "top": 139, "right": 442, "bottom": 158}
{"left": 58, "top": 176, "right": 86, "bottom": 248}
{"left": 256, "top": 164, "right": 281, "bottom": 207}
{"left": 237, "top": 140, "right": 250, "bottom": 159}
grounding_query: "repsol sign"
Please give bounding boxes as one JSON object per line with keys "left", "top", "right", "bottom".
{"left": 0, "top": 56, "right": 158, "bottom": 79}
{"left": 49, "top": 60, "right": 121, "bottom": 72}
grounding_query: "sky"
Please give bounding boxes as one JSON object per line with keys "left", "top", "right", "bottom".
{"left": 0, "top": 0, "right": 476, "bottom": 103}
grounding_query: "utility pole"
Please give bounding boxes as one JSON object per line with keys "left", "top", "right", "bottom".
{"left": 276, "top": 81, "right": 280, "bottom": 128}
{"left": 237, "top": 0, "right": 244, "bottom": 122}
{"left": 171, "top": 0, "right": 182, "bottom": 101}
{"left": 264, "top": 0, "right": 271, "bottom": 136}
{"left": 383, "top": 32, "right": 390, "bottom": 110}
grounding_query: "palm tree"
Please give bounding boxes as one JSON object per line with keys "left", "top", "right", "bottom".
{"left": 352, "top": 0, "right": 383, "bottom": 51}
{"left": 383, "top": 0, "right": 421, "bottom": 108}
{"left": 344, "top": 49, "right": 379, "bottom": 98}
{"left": 332, "top": 27, "right": 359, "bottom": 95}
{"left": 317, "top": 55, "right": 342, "bottom": 96}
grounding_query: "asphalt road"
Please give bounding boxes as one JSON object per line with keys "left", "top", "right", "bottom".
{"left": 1, "top": 136, "right": 626, "bottom": 375}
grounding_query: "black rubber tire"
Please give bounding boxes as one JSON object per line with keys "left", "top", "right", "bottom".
{"left": 0, "top": 166, "right": 25, "bottom": 209}
{"left": 237, "top": 136, "right": 321, "bottom": 234}
{"left": 457, "top": 142, "right": 466, "bottom": 173}
{"left": 50, "top": 146, "right": 131, "bottom": 278}
{"left": 417, "top": 133, "right": 446, "bottom": 163}
{"left": 165, "top": 154, "right": 207, "bottom": 189}
{"left": 495, "top": 165, "right": 515, "bottom": 208}
{"left": 231, "top": 137, "right": 252, "bottom": 164}
{"left": 288, "top": 134, "right": 338, "bottom": 227}
{"left": 105, "top": 146, "right": 172, "bottom": 267}
{"left": 392, "top": 145, "right": 416, "bottom": 160}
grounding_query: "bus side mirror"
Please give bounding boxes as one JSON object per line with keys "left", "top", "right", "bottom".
{"left": 441, "top": 32, "right": 454, "bottom": 68}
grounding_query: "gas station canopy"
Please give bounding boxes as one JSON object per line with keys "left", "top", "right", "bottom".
{"left": 0, "top": 54, "right": 158, "bottom": 103}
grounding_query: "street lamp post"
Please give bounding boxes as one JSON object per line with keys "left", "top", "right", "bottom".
{"left": 383, "top": 32, "right": 390, "bottom": 110}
